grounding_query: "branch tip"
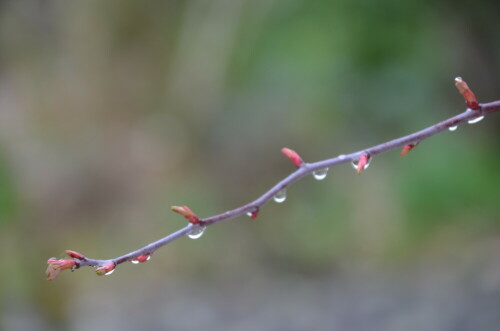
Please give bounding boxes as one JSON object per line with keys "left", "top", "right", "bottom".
{"left": 46, "top": 258, "right": 77, "bottom": 281}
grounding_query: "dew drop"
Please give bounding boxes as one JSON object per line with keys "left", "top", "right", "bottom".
{"left": 448, "top": 126, "right": 458, "bottom": 131}
{"left": 273, "top": 189, "right": 287, "bottom": 203}
{"left": 351, "top": 157, "right": 371, "bottom": 171}
{"left": 104, "top": 269, "right": 115, "bottom": 276}
{"left": 312, "top": 168, "right": 328, "bottom": 180}
{"left": 187, "top": 225, "right": 206, "bottom": 239}
{"left": 338, "top": 154, "right": 346, "bottom": 160}
{"left": 131, "top": 260, "right": 140, "bottom": 264}
{"left": 467, "top": 116, "right": 484, "bottom": 124}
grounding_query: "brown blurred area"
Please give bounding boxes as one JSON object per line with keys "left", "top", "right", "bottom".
{"left": 0, "top": 1, "right": 499, "bottom": 330}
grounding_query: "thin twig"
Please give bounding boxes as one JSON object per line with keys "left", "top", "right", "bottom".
{"left": 78, "top": 100, "right": 500, "bottom": 269}
{"left": 46, "top": 92, "right": 500, "bottom": 278}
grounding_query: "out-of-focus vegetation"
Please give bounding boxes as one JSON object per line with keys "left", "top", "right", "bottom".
{"left": 1, "top": 0, "right": 499, "bottom": 330}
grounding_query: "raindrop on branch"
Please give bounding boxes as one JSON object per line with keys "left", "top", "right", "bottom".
{"left": 448, "top": 126, "right": 458, "bottom": 131}
{"left": 104, "top": 269, "right": 115, "bottom": 276}
{"left": 273, "top": 189, "right": 287, "bottom": 203}
{"left": 467, "top": 116, "right": 484, "bottom": 124}
{"left": 312, "top": 168, "right": 328, "bottom": 180}
{"left": 187, "top": 225, "right": 206, "bottom": 239}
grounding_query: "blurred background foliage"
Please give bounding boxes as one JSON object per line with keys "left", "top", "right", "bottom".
{"left": 0, "top": 0, "right": 499, "bottom": 330}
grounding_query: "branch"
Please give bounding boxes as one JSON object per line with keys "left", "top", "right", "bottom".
{"left": 46, "top": 78, "right": 500, "bottom": 280}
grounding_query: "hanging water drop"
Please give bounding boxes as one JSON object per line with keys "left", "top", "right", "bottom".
{"left": 312, "top": 168, "right": 328, "bottom": 180}
{"left": 131, "top": 260, "right": 140, "bottom": 265}
{"left": 467, "top": 116, "right": 484, "bottom": 124}
{"left": 273, "top": 189, "right": 287, "bottom": 203}
{"left": 187, "top": 225, "right": 206, "bottom": 239}
{"left": 104, "top": 269, "right": 115, "bottom": 276}
{"left": 338, "top": 154, "right": 346, "bottom": 160}
{"left": 448, "top": 126, "right": 458, "bottom": 131}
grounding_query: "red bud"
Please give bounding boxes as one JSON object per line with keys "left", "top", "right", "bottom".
{"left": 455, "top": 77, "right": 480, "bottom": 110}
{"left": 357, "top": 153, "right": 370, "bottom": 174}
{"left": 249, "top": 208, "right": 259, "bottom": 220}
{"left": 281, "top": 148, "right": 303, "bottom": 168}
{"left": 171, "top": 205, "right": 200, "bottom": 225}
{"left": 95, "top": 262, "right": 115, "bottom": 276}
{"left": 132, "top": 254, "right": 151, "bottom": 263}
{"left": 400, "top": 144, "right": 416, "bottom": 157}
{"left": 66, "top": 250, "right": 86, "bottom": 260}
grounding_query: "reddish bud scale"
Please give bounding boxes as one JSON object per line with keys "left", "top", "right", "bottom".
{"left": 455, "top": 77, "right": 480, "bottom": 110}
{"left": 400, "top": 144, "right": 416, "bottom": 157}
{"left": 281, "top": 148, "right": 303, "bottom": 168}
{"left": 357, "top": 154, "right": 370, "bottom": 174}
{"left": 250, "top": 208, "right": 259, "bottom": 220}
{"left": 66, "top": 250, "right": 85, "bottom": 260}
{"left": 133, "top": 254, "right": 151, "bottom": 263}
{"left": 171, "top": 205, "right": 200, "bottom": 225}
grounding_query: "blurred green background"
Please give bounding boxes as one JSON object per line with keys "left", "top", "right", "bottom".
{"left": 1, "top": 0, "right": 499, "bottom": 330}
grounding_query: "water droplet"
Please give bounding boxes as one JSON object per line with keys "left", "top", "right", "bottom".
{"left": 273, "top": 189, "right": 287, "bottom": 203}
{"left": 187, "top": 225, "right": 206, "bottom": 239}
{"left": 351, "top": 157, "right": 371, "bottom": 171}
{"left": 104, "top": 269, "right": 115, "bottom": 276}
{"left": 467, "top": 116, "right": 484, "bottom": 124}
{"left": 131, "top": 260, "right": 140, "bottom": 264}
{"left": 448, "top": 126, "right": 458, "bottom": 131}
{"left": 312, "top": 168, "right": 328, "bottom": 180}
{"left": 338, "top": 154, "right": 346, "bottom": 160}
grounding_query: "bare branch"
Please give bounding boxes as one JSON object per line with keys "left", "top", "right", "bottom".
{"left": 46, "top": 80, "right": 500, "bottom": 279}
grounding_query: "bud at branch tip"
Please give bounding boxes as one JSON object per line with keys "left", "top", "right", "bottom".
{"left": 46, "top": 258, "right": 77, "bottom": 281}
{"left": 281, "top": 147, "right": 303, "bottom": 168}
